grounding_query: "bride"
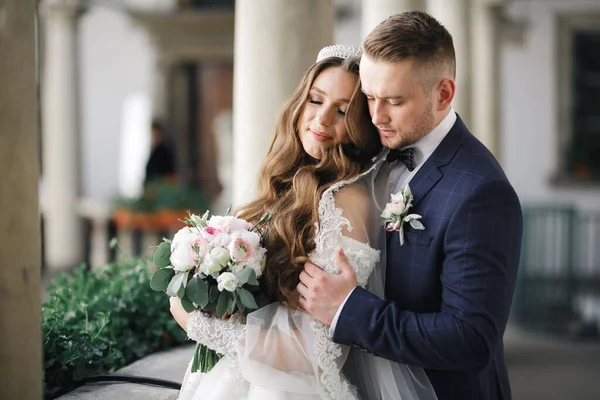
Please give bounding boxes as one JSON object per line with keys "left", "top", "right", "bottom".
{"left": 169, "top": 45, "right": 438, "bottom": 400}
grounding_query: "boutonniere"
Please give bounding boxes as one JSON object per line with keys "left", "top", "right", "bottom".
{"left": 381, "top": 185, "right": 425, "bottom": 245}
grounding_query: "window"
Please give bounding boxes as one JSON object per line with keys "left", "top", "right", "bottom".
{"left": 557, "top": 15, "right": 600, "bottom": 184}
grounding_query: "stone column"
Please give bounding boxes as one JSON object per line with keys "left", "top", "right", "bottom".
{"left": 0, "top": 0, "right": 43, "bottom": 397}
{"left": 362, "top": 0, "right": 426, "bottom": 39}
{"left": 427, "top": 0, "right": 471, "bottom": 126}
{"left": 471, "top": 0, "right": 501, "bottom": 156}
{"left": 41, "top": 0, "right": 85, "bottom": 271}
{"left": 151, "top": 57, "right": 168, "bottom": 121}
{"left": 231, "top": 0, "right": 334, "bottom": 206}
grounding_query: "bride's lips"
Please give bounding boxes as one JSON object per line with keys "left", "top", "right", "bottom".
{"left": 310, "top": 130, "right": 333, "bottom": 142}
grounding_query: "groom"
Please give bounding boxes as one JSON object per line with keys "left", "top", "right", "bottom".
{"left": 298, "top": 11, "right": 523, "bottom": 400}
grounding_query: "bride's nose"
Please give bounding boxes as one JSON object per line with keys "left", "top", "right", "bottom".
{"left": 316, "top": 107, "right": 333, "bottom": 127}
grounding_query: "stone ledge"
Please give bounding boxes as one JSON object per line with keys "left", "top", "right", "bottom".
{"left": 57, "top": 344, "right": 195, "bottom": 400}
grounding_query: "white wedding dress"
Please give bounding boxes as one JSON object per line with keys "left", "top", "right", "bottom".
{"left": 177, "top": 157, "right": 438, "bottom": 400}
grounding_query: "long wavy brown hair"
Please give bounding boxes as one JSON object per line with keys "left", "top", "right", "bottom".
{"left": 236, "top": 56, "right": 381, "bottom": 308}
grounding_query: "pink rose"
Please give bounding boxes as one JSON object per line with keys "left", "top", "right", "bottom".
{"left": 386, "top": 220, "right": 402, "bottom": 232}
{"left": 204, "top": 226, "right": 220, "bottom": 236}
{"left": 388, "top": 201, "right": 407, "bottom": 215}
{"left": 228, "top": 231, "right": 260, "bottom": 263}
{"left": 190, "top": 234, "right": 208, "bottom": 263}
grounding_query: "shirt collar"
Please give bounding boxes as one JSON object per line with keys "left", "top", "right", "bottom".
{"left": 401, "top": 107, "right": 457, "bottom": 167}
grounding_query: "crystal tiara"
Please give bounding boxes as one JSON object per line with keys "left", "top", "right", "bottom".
{"left": 316, "top": 44, "right": 363, "bottom": 62}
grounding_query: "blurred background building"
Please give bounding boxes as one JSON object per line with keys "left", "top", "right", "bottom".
{"left": 35, "top": 0, "right": 600, "bottom": 396}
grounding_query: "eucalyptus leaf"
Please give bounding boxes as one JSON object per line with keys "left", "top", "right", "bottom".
{"left": 235, "top": 268, "right": 258, "bottom": 286}
{"left": 204, "top": 299, "right": 218, "bottom": 312}
{"left": 227, "top": 293, "right": 236, "bottom": 315}
{"left": 180, "top": 296, "right": 196, "bottom": 313}
{"left": 403, "top": 185, "right": 412, "bottom": 202}
{"left": 150, "top": 268, "right": 175, "bottom": 292}
{"left": 216, "top": 291, "right": 231, "bottom": 318}
{"left": 403, "top": 213, "right": 422, "bottom": 222}
{"left": 186, "top": 277, "right": 209, "bottom": 308}
{"left": 237, "top": 287, "right": 258, "bottom": 310}
{"left": 410, "top": 219, "right": 425, "bottom": 230}
{"left": 398, "top": 225, "right": 405, "bottom": 246}
{"left": 166, "top": 273, "right": 186, "bottom": 297}
{"left": 209, "top": 284, "right": 220, "bottom": 303}
{"left": 153, "top": 242, "right": 172, "bottom": 268}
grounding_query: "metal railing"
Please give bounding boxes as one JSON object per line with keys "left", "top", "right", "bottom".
{"left": 513, "top": 206, "right": 600, "bottom": 338}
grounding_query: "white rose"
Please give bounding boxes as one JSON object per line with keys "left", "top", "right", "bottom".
{"left": 250, "top": 248, "right": 267, "bottom": 278}
{"left": 217, "top": 272, "right": 240, "bottom": 292}
{"left": 171, "top": 227, "right": 195, "bottom": 253}
{"left": 170, "top": 241, "right": 196, "bottom": 272}
{"left": 208, "top": 233, "right": 232, "bottom": 248}
{"left": 390, "top": 192, "right": 404, "bottom": 203}
{"left": 388, "top": 201, "right": 407, "bottom": 215}
{"left": 381, "top": 204, "right": 393, "bottom": 219}
{"left": 209, "top": 247, "right": 231, "bottom": 268}
{"left": 201, "top": 256, "right": 224, "bottom": 276}
{"left": 208, "top": 216, "right": 253, "bottom": 233}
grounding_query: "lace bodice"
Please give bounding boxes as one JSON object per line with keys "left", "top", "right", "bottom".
{"left": 183, "top": 155, "right": 386, "bottom": 400}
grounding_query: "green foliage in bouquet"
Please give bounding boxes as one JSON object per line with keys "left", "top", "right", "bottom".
{"left": 42, "top": 259, "right": 187, "bottom": 399}
{"left": 150, "top": 211, "right": 271, "bottom": 373}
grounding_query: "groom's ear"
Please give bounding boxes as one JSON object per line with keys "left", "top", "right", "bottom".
{"left": 436, "top": 78, "right": 455, "bottom": 110}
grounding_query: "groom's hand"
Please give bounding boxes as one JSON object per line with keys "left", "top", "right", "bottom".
{"left": 297, "top": 248, "right": 357, "bottom": 326}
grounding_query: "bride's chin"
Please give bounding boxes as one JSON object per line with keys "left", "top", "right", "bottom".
{"left": 303, "top": 145, "right": 323, "bottom": 160}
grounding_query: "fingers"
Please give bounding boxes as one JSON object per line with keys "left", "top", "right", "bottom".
{"left": 299, "top": 269, "right": 311, "bottom": 285}
{"left": 296, "top": 280, "right": 308, "bottom": 298}
{"left": 303, "top": 262, "right": 322, "bottom": 277}
{"left": 336, "top": 248, "right": 352, "bottom": 275}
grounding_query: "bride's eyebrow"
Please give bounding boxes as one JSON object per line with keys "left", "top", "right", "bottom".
{"left": 311, "top": 87, "right": 351, "bottom": 103}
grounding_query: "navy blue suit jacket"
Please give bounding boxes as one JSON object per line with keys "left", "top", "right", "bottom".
{"left": 334, "top": 116, "right": 523, "bottom": 400}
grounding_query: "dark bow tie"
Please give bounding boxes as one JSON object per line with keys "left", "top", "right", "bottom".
{"left": 386, "top": 148, "right": 416, "bottom": 171}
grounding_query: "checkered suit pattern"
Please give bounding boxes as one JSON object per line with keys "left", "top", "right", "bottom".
{"left": 334, "top": 116, "right": 523, "bottom": 400}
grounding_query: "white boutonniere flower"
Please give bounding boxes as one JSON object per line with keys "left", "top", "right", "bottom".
{"left": 381, "top": 185, "right": 425, "bottom": 245}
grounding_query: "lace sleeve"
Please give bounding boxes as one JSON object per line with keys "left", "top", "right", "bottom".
{"left": 186, "top": 311, "right": 246, "bottom": 357}
{"left": 310, "top": 180, "right": 380, "bottom": 287}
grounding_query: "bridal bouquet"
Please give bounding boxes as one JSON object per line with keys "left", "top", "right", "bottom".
{"left": 150, "top": 210, "right": 270, "bottom": 372}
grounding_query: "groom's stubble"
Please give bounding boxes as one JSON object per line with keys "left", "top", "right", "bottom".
{"left": 377, "top": 91, "right": 437, "bottom": 150}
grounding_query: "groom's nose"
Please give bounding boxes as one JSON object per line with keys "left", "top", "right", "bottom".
{"left": 371, "top": 100, "right": 390, "bottom": 126}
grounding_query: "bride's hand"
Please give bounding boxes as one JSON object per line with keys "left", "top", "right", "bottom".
{"left": 169, "top": 297, "right": 191, "bottom": 332}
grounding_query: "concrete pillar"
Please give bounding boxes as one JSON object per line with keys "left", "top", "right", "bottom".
{"left": 41, "top": 0, "right": 85, "bottom": 271}
{"left": 471, "top": 0, "right": 501, "bottom": 156}
{"left": 427, "top": 0, "right": 471, "bottom": 126}
{"left": 231, "top": 0, "right": 334, "bottom": 206}
{"left": 0, "top": 0, "right": 43, "bottom": 397}
{"left": 362, "top": 0, "right": 426, "bottom": 39}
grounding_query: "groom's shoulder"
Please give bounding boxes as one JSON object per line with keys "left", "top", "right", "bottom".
{"left": 438, "top": 126, "right": 519, "bottom": 205}
{"left": 450, "top": 127, "right": 508, "bottom": 182}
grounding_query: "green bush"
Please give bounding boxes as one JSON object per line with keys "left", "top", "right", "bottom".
{"left": 42, "top": 258, "right": 187, "bottom": 399}
{"left": 113, "top": 181, "right": 211, "bottom": 213}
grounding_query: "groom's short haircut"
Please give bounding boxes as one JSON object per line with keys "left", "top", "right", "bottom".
{"left": 363, "top": 11, "right": 455, "bottom": 90}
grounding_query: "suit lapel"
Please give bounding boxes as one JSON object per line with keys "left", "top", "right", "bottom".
{"left": 410, "top": 115, "right": 470, "bottom": 207}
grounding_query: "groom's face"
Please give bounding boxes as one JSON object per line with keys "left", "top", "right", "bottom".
{"left": 360, "top": 55, "right": 436, "bottom": 150}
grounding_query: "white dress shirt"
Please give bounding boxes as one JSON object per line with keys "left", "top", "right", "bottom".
{"left": 329, "top": 108, "right": 457, "bottom": 336}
